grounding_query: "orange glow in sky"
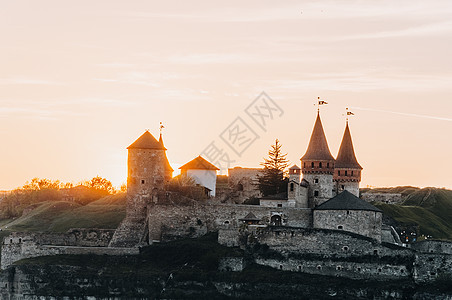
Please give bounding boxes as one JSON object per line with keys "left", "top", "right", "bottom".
{"left": 1, "top": 1, "right": 452, "bottom": 190}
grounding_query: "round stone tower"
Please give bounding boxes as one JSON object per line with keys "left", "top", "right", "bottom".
{"left": 301, "top": 112, "right": 335, "bottom": 207}
{"left": 334, "top": 121, "right": 362, "bottom": 197}
{"left": 126, "top": 130, "right": 173, "bottom": 218}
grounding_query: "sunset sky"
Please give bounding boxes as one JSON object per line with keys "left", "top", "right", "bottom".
{"left": 1, "top": 0, "right": 452, "bottom": 190}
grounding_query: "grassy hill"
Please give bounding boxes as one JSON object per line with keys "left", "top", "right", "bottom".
{"left": 374, "top": 188, "right": 452, "bottom": 240}
{"left": 0, "top": 193, "right": 126, "bottom": 235}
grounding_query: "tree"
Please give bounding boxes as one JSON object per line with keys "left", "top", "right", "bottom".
{"left": 82, "top": 176, "right": 114, "bottom": 194}
{"left": 258, "top": 139, "right": 289, "bottom": 197}
{"left": 22, "top": 178, "right": 61, "bottom": 191}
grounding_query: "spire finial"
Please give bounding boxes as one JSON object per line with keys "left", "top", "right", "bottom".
{"left": 316, "top": 97, "right": 328, "bottom": 113}
{"left": 158, "top": 122, "right": 165, "bottom": 144}
{"left": 345, "top": 108, "right": 355, "bottom": 123}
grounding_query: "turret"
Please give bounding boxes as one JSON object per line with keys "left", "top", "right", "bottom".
{"left": 126, "top": 130, "right": 172, "bottom": 218}
{"left": 289, "top": 165, "right": 301, "bottom": 183}
{"left": 301, "top": 112, "right": 335, "bottom": 206}
{"left": 334, "top": 121, "right": 362, "bottom": 197}
{"left": 287, "top": 165, "right": 309, "bottom": 208}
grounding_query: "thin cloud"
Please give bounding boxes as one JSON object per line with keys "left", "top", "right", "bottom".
{"left": 264, "top": 72, "right": 452, "bottom": 92}
{"left": 0, "top": 77, "right": 62, "bottom": 85}
{"left": 114, "top": 1, "right": 452, "bottom": 23}
{"left": 350, "top": 107, "right": 452, "bottom": 122}
{"left": 334, "top": 20, "right": 452, "bottom": 41}
{"left": 96, "top": 63, "right": 137, "bottom": 68}
{"left": 93, "top": 72, "right": 160, "bottom": 87}
{"left": 0, "top": 106, "right": 85, "bottom": 121}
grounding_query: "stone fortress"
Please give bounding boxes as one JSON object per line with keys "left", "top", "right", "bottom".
{"left": 2, "top": 108, "right": 452, "bottom": 285}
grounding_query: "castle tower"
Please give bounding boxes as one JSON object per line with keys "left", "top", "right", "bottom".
{"left": 334, "top": 121, "right": 362, "bottom": 197}
{"left": 301, "top": 112, "right": 335, "bottom": 207}
{"left": 126, "top": 130, "right": 172, "bottom": 218}
{"left": 109, "top": 130, "right": 173, "bottom": 248}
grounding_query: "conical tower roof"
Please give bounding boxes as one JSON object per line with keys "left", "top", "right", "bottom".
{"left": 159, "top": 133, "right": 174, "bottom": 172}
{"left": 127, "top": 130, "right": 166, "bottom": 150}
{"left": 335, "top": 122, "right": 362, "bottom": 169}
{"left": 301, "top": 112, "right": 335, "bottom": 161}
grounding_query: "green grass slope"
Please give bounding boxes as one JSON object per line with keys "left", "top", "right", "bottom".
{"left": 1, "top": 193, "right": 126, "bottom": 233}
{"left": 403, "top": 188, "right": 452, "bottom": 223}
{"left": 374, "top": 188, "right": 452, "bottom": 240}
{"left": 50, "top": 194, "right": 126, "bottom": 232}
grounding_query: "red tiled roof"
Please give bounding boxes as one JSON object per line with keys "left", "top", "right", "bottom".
{"left": 179, "top": 156, "right": 219, "bottom": 170}
{"left": 127, "top": 131, "right": 166, "bottom": 150}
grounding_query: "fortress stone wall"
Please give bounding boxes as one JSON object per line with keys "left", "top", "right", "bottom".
{"left": 226, "top": 167, "right": 262, "bottom": 203}
{"left": 313, "top": 209, "right": 382, "bottom": 242}
{"left": 254, "top": 258, "right": 410, "bottom": 281}
{"left": 1, "top": 230, "right": 138, "bottom": 270}
{"left": 218, "top": 226, "right": 452, "bottom": 283}
{"left": 414, "top": 252, "right": 452, "bottom": 283}
{"left": 147, "top": 203, "right": 312, "bottom": 242}
{"left": 231, "top": 227, "right": 412, "bottom": 258}
{"left": 361, "top": 193, "right": 404, "bottom": 204}
{"left": 411, "top": 240, "right": 452, "bottom": 255}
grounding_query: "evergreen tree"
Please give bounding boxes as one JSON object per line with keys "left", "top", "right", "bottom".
{"left": 258, "top": 139, "right": 289, "bottom": 196}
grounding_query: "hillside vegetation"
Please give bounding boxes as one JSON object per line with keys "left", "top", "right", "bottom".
{"left": 0, "top": 194, "right": 126, "bottom": 236}
{"left": 373, "top": 188, "right": 452, "bottom": 240}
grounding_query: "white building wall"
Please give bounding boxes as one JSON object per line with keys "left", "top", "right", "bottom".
{"left": 186, "top": 169, "right": 217, "bottom": 196}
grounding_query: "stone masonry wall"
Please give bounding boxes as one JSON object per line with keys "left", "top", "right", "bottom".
{"left": 236, "top": 226, "right": 452, "bottom": 283}
{"left": 1, "top": 230, "right": 135, "bottom": 270}
{"left": 411, "top": 240, "right": 452, "bottom": 255}
{"left": 127, "top": 148, "right": 168, "bottom": 219}
{"left": 335, "top": 181, "right": 360, "bottom": 198}
{"left": 361, "top": 193, "right": 403, "bottom": 204}
{"left": 313, "top": 210, "right": 382, "bottom": 242}
{"left": 303, "top": 173, "right": 333, "bottom": 206}
{"left": 147, "top": 203, "right": 312, "bottom": 242}
{"left": 243, "top": 227, "right": 412, "bottom": 258}
{"left": 414, "top": 252, "right": 452, "bottom": 283}
{"left": 255, "top": 257, "right": 410, "bottom": 281}
{"left": 227, "top": 167, "right": 262, "bottom": 203}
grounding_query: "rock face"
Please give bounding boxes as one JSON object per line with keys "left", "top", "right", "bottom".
{"left": 1, "top": 264, "right": 451, "bottom": 300}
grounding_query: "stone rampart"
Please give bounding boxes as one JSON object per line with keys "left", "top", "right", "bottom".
{"left": 411, "top": 240, "right": 452, "bottom": 255}
{"left": 255, "top": 257, "right": 410, "bottom": 281}
{"left": 361, "top": 193, "right": 403, "bottom": 204}
{"left": 414, "top": 252, "right": 452, "bottom": 283}
{"left": 1, "top": 230, "right": 135, "bottom": 270}
{"left": 147, "top": 203, "right": 312, "bottom": 242}
{"left": 242, "top": 227, "right": 412, "bottom": 258}
{"left": 313, "top": 209, "right": 382, "bottom": 242}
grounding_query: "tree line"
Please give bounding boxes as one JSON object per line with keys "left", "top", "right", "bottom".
{"left": 0, "top": 176, "right": 125, "bottom": 219}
